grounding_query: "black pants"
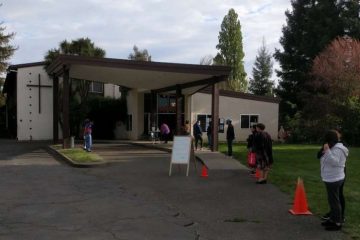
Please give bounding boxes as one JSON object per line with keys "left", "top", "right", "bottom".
{"left": 325, "top": 179, "right": 345, "bottom": 223}
{"left": 227, "top": 139, "right": 233, "bottom": 156}
{"left": 161, "top": 133, "right": 168, "bottom": 143}
{"left": 194, "top": 135, "right": 203, "bottom": 149}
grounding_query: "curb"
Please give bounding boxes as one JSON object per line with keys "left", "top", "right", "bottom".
{"left": 46, "top": 146, "right": 108, "bottom": 168}
{"left": 129, "top": 142, "right": 172, "bottom": 153}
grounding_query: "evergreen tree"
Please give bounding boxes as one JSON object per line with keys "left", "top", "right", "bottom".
{"left": 128, "top": 45, "right": 151, "bottom": 61}
{"left": 0, "top": 21, "right": 17, "bottom": 74}
{"left": 249, "top": 40, "right": 274, "bottom": 96}
{"left": 274, "top": 0, "right": 347, "bottom": 120}
{"left": 214, "top": 8, "right": 247, "bottom": 91}
{"left": 0, "top": 14, "right": 17, "bottom": 107}
{"left": 339, "top": 0, "right": 360, "bottom": 37}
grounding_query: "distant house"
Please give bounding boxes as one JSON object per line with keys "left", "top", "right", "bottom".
{"left": 3, "top": 57, "right": 279, "bottom": 145}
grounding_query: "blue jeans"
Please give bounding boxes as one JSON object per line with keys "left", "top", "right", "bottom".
{"left": 85, "top": 134, "right": 92, "bottom": 151}
{"left": 207, "top": 135, "right": 212, "bottom": 148}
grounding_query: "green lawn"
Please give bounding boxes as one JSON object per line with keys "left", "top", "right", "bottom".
{"left": 52, "top": 145, "right": 103, "bottom": 164}
{"left": 219, "top": 143, "right": 360, "bottom": 239}
{"left": 58, "top": 148, "right": 103, "bottom": 163}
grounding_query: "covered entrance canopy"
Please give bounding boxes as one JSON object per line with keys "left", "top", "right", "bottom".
{"left": 47, "top": 55, "right": 231, "bottom": 150}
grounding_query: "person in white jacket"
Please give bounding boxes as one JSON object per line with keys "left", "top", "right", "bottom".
{"left": 318, "top": 130, "right": 348, "bottom": 231}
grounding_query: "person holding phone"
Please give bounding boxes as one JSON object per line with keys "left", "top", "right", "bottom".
{"left": 318, "top": 130, "right": 348, "bottom": 231}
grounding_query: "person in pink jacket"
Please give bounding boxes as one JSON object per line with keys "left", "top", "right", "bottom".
{"left": 160, "top": 122, "right": 170, "bottom": 144}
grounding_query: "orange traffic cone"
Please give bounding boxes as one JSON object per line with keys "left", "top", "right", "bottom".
{"left": 289, "top": 177, "right": 312, "bottom": 215}
{"left": 255, "top": 168, "right": 261, "bottom": 179}
{"left": 201, "top": 165, "right": 208, "bottom": 178}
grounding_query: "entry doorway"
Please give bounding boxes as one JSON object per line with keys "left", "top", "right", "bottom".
{"left": 143, "top": 113, "right": 184, "bottom": 140}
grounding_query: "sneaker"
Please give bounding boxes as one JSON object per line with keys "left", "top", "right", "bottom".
{"left": 325, "top": 223, "right": 342, "bottom": 231}
{"left": 321, "top": 213, "right": 330, "bottom": 221}
{"left": 321, "top": 219, "right": 341, "bottom": 228}
{"left": 256, "top": 179, "right": 267, "bottom": 184}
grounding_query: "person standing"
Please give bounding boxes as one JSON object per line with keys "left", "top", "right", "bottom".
{"left": 278, "top": 125, "right": 286, "bottom": 143}
{"left": 160, "top": 122, "right": 170, "bottom": 143}
{"left": 83, "top": 119, "right": 93, "bottom": 152}
{"left": 318, "top": 130, "right": 348, "bottom": 231}
{"left": 207, "top": 121, "right": 212, "bottom": 149}
{"left": 193, "top": 120, "right": 203, "bottom": 150}
{"left": 254, "top": 123, "right": 273, "bottom": 184}
{"left": 247, "top": 125, "right": 257, "bottom": 173}
{"left": 226, "top": 119, "right": 235, "bottom": 157}
{"left": 181, "top": 120, "right": 191, "bottom": 135}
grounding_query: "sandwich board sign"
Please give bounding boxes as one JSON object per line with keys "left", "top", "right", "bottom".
{"left": 169, "top": 136, "right": 192, "bottom": 176}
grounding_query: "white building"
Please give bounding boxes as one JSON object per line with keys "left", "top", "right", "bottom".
{"left": 4, "top": 57, "right": 279, "bottom": 146}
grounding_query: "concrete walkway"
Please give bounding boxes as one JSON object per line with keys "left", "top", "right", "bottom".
{"left": 130, "top": 140, "right": 247, "bottom": 170}
{"left": 0, "top": 140, "right": 349, "bottom": 240}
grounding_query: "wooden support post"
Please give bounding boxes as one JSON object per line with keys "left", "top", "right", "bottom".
{"left": 176, "top": 85, "right": 182, "bottom": 135}
{"left": 211, "top": 82, "right": 219, "bottom": 151}
{"left": 150, "top": 90, "right": 157, "bottom": 131}
{"left": 53, "top": 75, "right": 59, "bottom": 144}
{"left": 62, "top": 67, "right": 70, "bottom": 148}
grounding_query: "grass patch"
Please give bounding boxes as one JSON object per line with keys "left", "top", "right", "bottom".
{"left": 52, "top": 145, "right": 103, "bottom": 163}
{"left": 219, "top": 142, "right": 360, "bottom": 239}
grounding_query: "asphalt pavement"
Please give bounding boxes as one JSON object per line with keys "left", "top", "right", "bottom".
{"left": 0, "top": 140, "right": 349, "bottom": 240}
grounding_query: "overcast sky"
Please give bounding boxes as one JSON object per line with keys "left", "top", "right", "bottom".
{"left": 1, "top": 0, "right": 291, "bottom": 79}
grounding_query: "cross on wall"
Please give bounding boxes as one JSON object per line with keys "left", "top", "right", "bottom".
{"left": 26, "top": 74, "right": 52, "bottom": 114}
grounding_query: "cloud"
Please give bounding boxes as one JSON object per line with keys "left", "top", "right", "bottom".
{"left": 1, "top": 0, "right": 291, "bottom": 78}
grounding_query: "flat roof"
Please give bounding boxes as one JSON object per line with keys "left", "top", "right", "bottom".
{"left": 47, "top": 55, "right": 231, "bottom": 94}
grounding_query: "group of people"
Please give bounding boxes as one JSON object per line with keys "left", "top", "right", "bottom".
{"left": 246, "top": 123, "right": 273, "bottom": 184}
{"left": 80, "top": 116, "right": 348, "bottom": 231}
{"left": 191, "top": 119, "right": 234, "bottom": 154}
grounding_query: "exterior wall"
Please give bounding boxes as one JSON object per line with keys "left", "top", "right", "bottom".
{"left": 104, "top": 83, "right": 121, "bottom": 99}
{"left": 120, "top": 89, "right": 144, "bottom": 140}
{"left": 17, "top": 66, "right": 53, "bottom": 140}
{"left": 190, "top": 92, "right": 279, "bottom": 142}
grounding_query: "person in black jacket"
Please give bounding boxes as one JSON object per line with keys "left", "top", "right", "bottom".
{"left": 226, "top": 119, "right": 235, "bottom": 157}
{"left": 193, "top": 120, "right": 203, "bottom": 150}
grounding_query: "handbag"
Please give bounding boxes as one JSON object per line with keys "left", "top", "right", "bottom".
{"left": 247, "top": 152, "right": 256, "bottom": 168}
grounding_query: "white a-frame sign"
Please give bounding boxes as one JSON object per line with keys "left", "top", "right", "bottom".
{"left": 169, "top": 136, "right": 192, "bottom": 176}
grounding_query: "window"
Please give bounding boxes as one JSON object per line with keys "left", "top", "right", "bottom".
{"left": 89, "top": 81, "right": 104, "bottom": 94}
{"left": 158, "top": 94, "right": 177, "bottom": 113}
{"left": 240, "top": 114, "right": 259, "bottom": 129}
{"left": 126, "top": 114, "right": 132, "bottom": 131}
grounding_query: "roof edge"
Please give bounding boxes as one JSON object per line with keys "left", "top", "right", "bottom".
{"left": 47, "top": 55, "right": 232, "bottom": 76}
{"left": 199, "top": 87, "right": 280, "bottom": 104}
{"left": 8, "top": 61, "right": 46, "bottom": 70}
